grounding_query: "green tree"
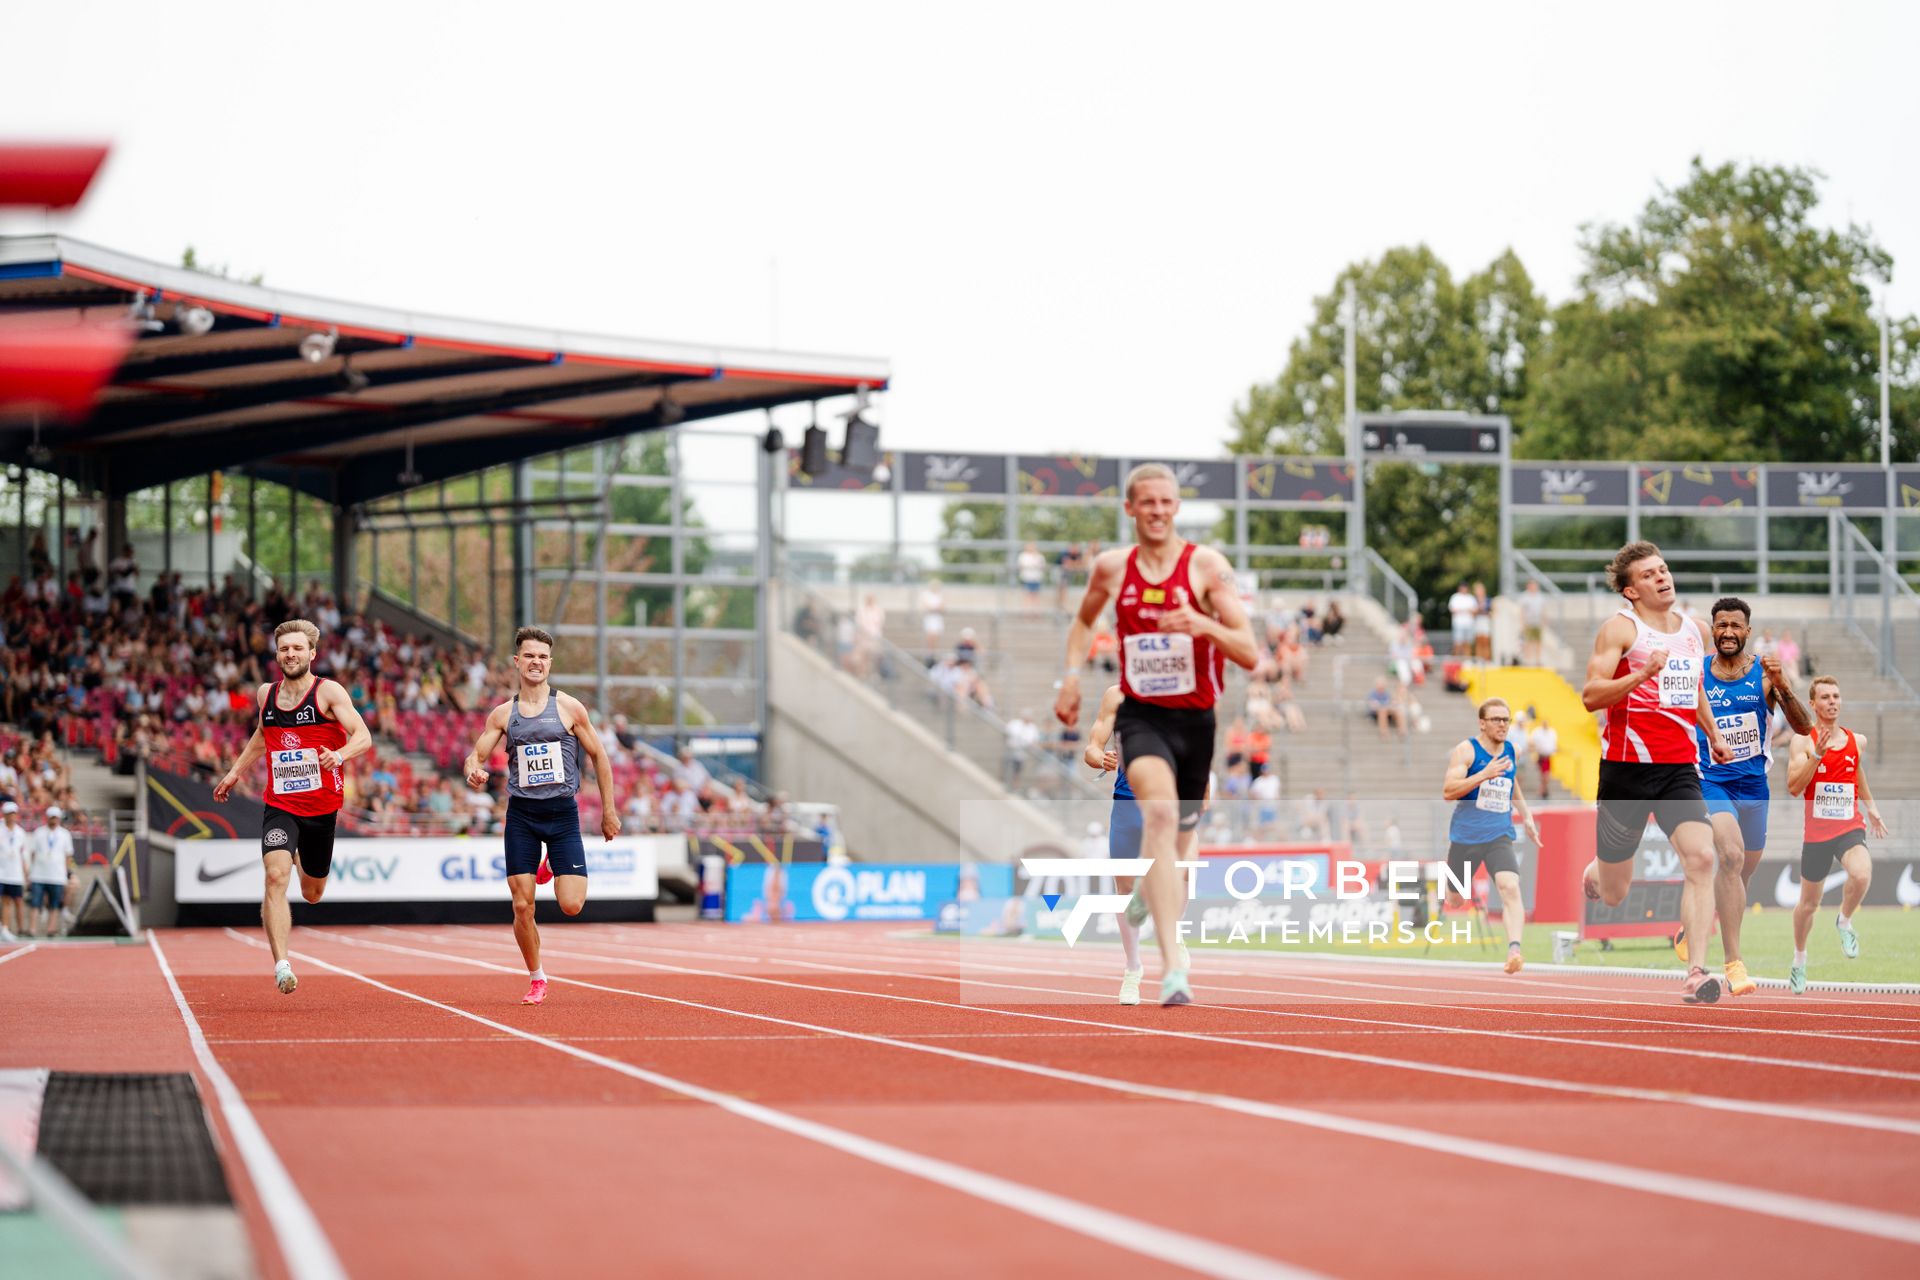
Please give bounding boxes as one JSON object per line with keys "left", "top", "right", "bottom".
{"left": 1227, "top": 246, "right": 1547, "bottom": 614}
{"left": 1525, "top": 159, "right": 1914, "bottom": 462}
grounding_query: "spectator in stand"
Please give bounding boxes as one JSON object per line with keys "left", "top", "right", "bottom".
{"left": 0, "top": 801, "right": 26, "bottom": 941}
{"left": 1367, "top": 676, "right": 1407, "bottom": 741}
{"left": 661, "top": 777, "right": 700, "bottom": 824}
{"left": 1250, "top": 769, "right": 1282, "bottom": 838}
{"left": 1246, "top": 725, "right": 1272, "bottom": 780}
{"left": 1296, "top": 788, "right": 1332, "bottom": 842}
{"left": 675, "top": 746, "right": 712, "bottom": 794}
{"left": 955, "top": 627, "right": 980, "bottom": 666}
{"left": 1268, "top": 676, "right": 1307, "bottom": 733}
{"left": 1087, "top": 626, "right": 1118, "bottom": 674}
{"left": 1447, "top": 582, "right": 1476, "bottom": 658}
{"left": 1321, "top": 599, "right": 1345, "bottom": 643}
{"left": 1017, "top": 543, "right": 1046, "bottom": 611}
{"left": 28, "top": 806, "right": 74, "bottom": 938}
{"left": 1529, "top": 720, "right": 1557, "bottom": 800}
{"left": 1775, "top": 629, "right": 1803, "bottom": 678}
{"left": 1004, "top": 711, "right": 1040, "bottom": 788}
{"left": 918, "top": 578, "right": 945, "bottom": 658}
{"left": 1520, "top": 579, "right": 1547, "bottom": 665}
{"left": 1055, "top": 544, "right": 1084, "bottom": 610}
{"left": 853, "top": 594, "right": 886, "bottom": 677}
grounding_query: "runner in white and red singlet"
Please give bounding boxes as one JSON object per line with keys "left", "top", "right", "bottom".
{"left": 1580, "top": 542, "right": 1734, "bottom": 1003}
{"left": 1784, "top": 676, "right": 1889, "bottom": 994}
{"left": 1056, "top": 463, "right": 1257, "bottom": 1006}
{"left": 214, "top": 619, "right": 372, "bottom": 995}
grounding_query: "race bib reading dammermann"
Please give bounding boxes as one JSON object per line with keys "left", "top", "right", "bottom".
{"left": 270, "top": 748, "right": 320, "bottom": 795}
{"left": 1714, "top": 711, "right": 1762, "bottom": 762}
{"left": 517, "top": 741, "right": 568, "bottom": 789}
{"left": 1658, "top": 655, "right": 1699, "bottom": 709}
{"left": 1813, "top": 781, "right": 1856, "bottom": 822}
{"left": 1124, "top": 633, "right": 1196, "bottom": 697}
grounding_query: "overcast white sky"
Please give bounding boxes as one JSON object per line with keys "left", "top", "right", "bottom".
{"left": 5, "top": 1, "right": 1916, "bottom": 459}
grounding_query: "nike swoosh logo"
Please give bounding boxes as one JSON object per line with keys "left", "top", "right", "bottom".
{"left": 197, "top": 860, "right": 257, "bottom": 883}
{"left": 1773, "top": 864, "right": 1851, "bottom": 907}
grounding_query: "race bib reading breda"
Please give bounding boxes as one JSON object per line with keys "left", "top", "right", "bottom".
{"left": 1658, "top": 655, "right": 1698, "bottom": 709}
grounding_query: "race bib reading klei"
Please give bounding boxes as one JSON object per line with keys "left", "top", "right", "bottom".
{"left": 1813, "top": 781, "right": 1856, "bottom": 823}
{"left": 270, "top": 748, "right": 320, "bottom": 796}
{"left": 1124, "top": 633, "right": 1196, "bottom": 698}
{"left": 517, "top": 741, "right": 568, "bottom": 789}
{"left": 1658, "top": 655, "right": 1699, "bottom": 709}
{"left": 1714, "top": 711, "right": 1762, "bottom": 762}
{"left": 1475, "top": 774, "right": 1513, "bottom": 813}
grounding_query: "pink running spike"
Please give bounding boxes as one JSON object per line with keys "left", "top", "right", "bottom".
{"left": 521, "top": 978, "right": 548, "bottom": 1006}
{"left": 534, "top": 857, "right": 553, "bottom": 886}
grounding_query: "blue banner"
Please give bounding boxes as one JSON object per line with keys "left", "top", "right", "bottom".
{"left": 725, "top": 862, "right": 1014, "bottom": 923}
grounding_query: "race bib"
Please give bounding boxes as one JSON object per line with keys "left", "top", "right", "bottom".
{"left": 517, "top": 741, "right": 568, "bottom": 789}
{"left": 1475, "top": 775, "right": 1513, "bottom": 814}
{"left": 1124, "top": 632, "right": 1196, "bottom": 698}
{"left": 1658, "top": 655, "right": 1698, "bottom": 709}
{"left": 1812, "top": 781, "right": 1855, "bottom": 822}
{"left": 1714, "top": 711, "right": 1762, "bottom": 762}
{"left": 270, "top": 748, "right": 320, "bottom": 796}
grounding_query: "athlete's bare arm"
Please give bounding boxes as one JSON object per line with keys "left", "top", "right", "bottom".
{"left": 1692, "top": 687, "right": 1734, "bottom": 764}
{"left": 559, "top": 693, "right": 622, "bottom": 841}
{"left": 315, "top": 682, "right": 373, "bottom": 771}
{"left": 1761, "top": 656, "right": 1815, "bottom": 734}
{"left": 464, "top": 703, "right": 512, "bottom": 789}
{"left": 1056, "top": 550, "right": 1126, "bottom": 727}
{"left": 213, "top": 684, "right": 273, "bottom": 803}
{"left": 1163, "top": 546, "right": 1258, "bottom": 670}
{"left": 1509, "top": 778, "right": 1542, "bottom": 844}
{"left": 1440, "top": 739, "right": 1510, "bottom": 802}
{"left": 1854, "top": 736, "right": 1889, "bottom": 837}
{"left": 1582, "top": 614, "right": 1664, "bottom": 712}
{"left": 1786, "top": 730, "right": 1823, "bottom": 797}
{"left": 1082, "top": 684, "right": 1124, "bottom": 772}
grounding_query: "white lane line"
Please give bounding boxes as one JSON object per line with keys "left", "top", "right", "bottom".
{"left": 317, "top": 928, "right": 1920, "bottom": 1248}
{"left": 214, "top": 933, "right": 1315, "bottom": 1280}
{"left": 0, "top": 944, "right": 39, "bottom": 968}
{"left": 148, "top": 934, "right": 347, "bottom": 1280}
{"left": 528, "top": 929, "right": 1920, "bottom": 1081}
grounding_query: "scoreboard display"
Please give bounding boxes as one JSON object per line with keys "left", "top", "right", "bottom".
{"left": 1583, "top": 878, "right": 1685, "bottom": 940}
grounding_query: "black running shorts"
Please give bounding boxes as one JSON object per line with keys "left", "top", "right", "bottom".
{"left": 261, "top": 806, "right": 340, "bottom": 879}
{"left": 1447, "top": 835, "right": 1519, "bottom": 884}
{"left": 1800, "top": 828, "right": 1868, "bottom": 882}
{"left": 1594, "top": 761, "right": 1709, "bottom": 864}
{"left": 1115, "top": 701, "right": 1215, "bottom": 829}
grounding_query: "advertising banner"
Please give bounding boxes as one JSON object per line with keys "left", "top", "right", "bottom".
{"left": 1636, "top": 463, "right": 1760, "bottom": 508}
{"left": 1241, "top": 459, "right": 1352, "bottom": 505}
{"left": 1510, "top": 464, "right": 1632, "bottom": 508}
{"left": 1763, "top": 466, "right": 1889, "bottom": 510}
{"left": 1754, "top": 857, "right": 1920, "bottom": 910}
{"left": 176, "top": 837, "right": 666, "bottom": 903}
{"left": 900, "top": 451, "right": 1005, "bottom": 494}
{"left": 1016, "top": 454, "right": 1119, "bottom": 499}
{"left": 1130, "top": 458, "right": 1237, "bottom": 501}
{"left": 725, "top": 861, "right": 1014, "bottom": 923}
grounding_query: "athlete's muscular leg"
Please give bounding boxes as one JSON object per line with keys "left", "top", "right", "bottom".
{"left": 261, "top": 849, "right": 294, "bottom": 965}
{"left": 1838, "top": 846, "right": 1872, "bottom": 919}
{"left": 508, "top": 873, "right": 540, "bottom": 973}
{"left": 1126, "top": 755, "right": 1184, "bottom": 972}
{"left": 1672, "top": 820, "right": 1717, "bottom": 970}
{"left": 1587, "top": 857, "right": 1633, "bottom": 907}
{"left": 296, "top": 861, "right": 326, "bottom": 905}
{"left": 1493, "top": 870, "right": 1525, "bottom": 947}
{"left": 1791, "top": 874, "right": 1822, "bottom": 951}
{"left": 1709, "top": 812, "right": 1748, "bottom": 965}
{"left": 554, "top": 874, "right": 587, "bottom": 916}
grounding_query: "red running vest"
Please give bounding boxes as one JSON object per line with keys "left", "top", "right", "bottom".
{"left": 1114, "top": 543, "right": 1223, "bottom": 710}
{"left": 1802, "top": 727, "right": 1866, "bottom": 842}
{"left": 258, "top": 678, "right": 347, "bottom": 816}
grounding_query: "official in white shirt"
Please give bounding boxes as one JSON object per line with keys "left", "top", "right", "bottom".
{"left": 0, "top": 802, "right": 29, "bottom": 941}
{"left": 28, "top": 806, "right": 76, "bottom": 938}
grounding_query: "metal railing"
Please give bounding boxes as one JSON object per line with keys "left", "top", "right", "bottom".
{"left": 1359, "top": 547, "right": 1419, "bottom": 622}
{"left": 784, "top": 584, "right": 1109, "bottom": 831}
{"left": 1836, "top": 513, "right": 1920, "bottom": 700}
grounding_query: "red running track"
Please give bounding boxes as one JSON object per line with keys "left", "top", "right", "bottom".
{"left": 4, "top": 924, "right": 1920, "bottom": 1279}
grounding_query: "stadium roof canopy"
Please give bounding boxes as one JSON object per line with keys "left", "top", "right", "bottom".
{"left": 0, "top": 235, "right": 889, "bottom": 505}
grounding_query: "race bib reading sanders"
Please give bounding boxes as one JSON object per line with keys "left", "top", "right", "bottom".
{"left": 1124, "top": 632, "right": 1195, "bottom": 697}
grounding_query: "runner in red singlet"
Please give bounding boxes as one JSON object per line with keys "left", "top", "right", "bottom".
{"left": 1580, "top": 542, "right": 1734, "bottom": 1003}
{"left": 214, "top": 619, "right": 372, "bottom": 995}
{"left": 1783, "top": 675, "right": 1888, "bottom": 994}
{"left": 1056, "top": 463, "right": 1257, "bottom": 1006}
